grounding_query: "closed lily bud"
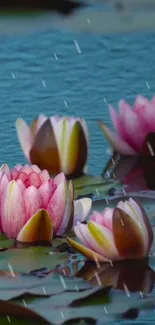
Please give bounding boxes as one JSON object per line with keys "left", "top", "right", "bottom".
{"left": 0, "top": 164, "right": 92, "bottom": 242}
{"left": 16, "top": 115, "right": 89, "bottom": 178}
{"left": 67, "top": 198, "right": 153, "bottom": 262}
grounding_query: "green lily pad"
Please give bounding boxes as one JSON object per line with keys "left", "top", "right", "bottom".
{"left": 0, "top": 272, "right": 93, "bottom": 301}
{"left": 2, "top": 289, "right": 155, "bottom": 325}
{"left": 0, "top": 247, "right": 68, "bottom": 273}
{"left": 72, "top": 174, "right": 121, "bottom": 199}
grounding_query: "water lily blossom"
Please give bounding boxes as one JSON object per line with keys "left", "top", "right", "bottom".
{"left": 0, "top": 164, "right": 92, "bottom": 242}
{"left": 98, "top": 95, "right": 155, "bottom": 155}
{"left": 67, "top": 198, "right": 153, "bottom": 262}
{"left": 16, "top": 115, "right": 88, "bottom": 177}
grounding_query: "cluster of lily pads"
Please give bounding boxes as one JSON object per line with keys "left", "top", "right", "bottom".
{"left": 0, "top": 94, "right": 155, "bottom": 324}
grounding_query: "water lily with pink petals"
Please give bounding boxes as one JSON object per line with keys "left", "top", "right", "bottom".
{"left": 0, "top": 164, "right": 92, "bottom": 242}
{"left": 98, "top": 95, "right": 155, "bottom": 155}
{"left": 67, "top": 198, "right": 153, "bottom": 262}
{"left": 16, "top": 115, "right": 88, "bottom": 177}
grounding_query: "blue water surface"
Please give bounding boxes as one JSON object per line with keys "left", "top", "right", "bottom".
{"left": 0, "top": 30, "right": 155, "bottom": 176}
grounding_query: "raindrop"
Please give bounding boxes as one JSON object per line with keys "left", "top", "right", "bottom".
{"left": 74, "top": 40, "right": 82, "bottom": 54}
{"left": 54, "top": 53, "right": 58, "bottom": 60}
{"left": 64, "top": 100, "right": 68, "bottom": 107}
{"left": 95, "top": 272, "right": 102, "bottom": 286}
{"left": 42, "top": 80, "right": 46, "bottom": 87}
{"left": 23, "top": 299, "right": 27, "bottom": 307}
{"left": 6, "top": 316, "right": 11, "bottom": 323}
{"left": 59, "top": 275, "right": 67, "bottom": 289}
{"left": 60, "top": 311, "right": 64, "bottom": 319}
{"left": 8, "top": 263, "right": 15, "bottom": 277}
{"left": 42, "top": 287, "right": 47, "bottom": 295}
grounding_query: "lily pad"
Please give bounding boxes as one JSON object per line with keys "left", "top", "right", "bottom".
{"left": 0, "top": 247, "right": 69, "bottom": 273}
{"left": 0, "top": 272, "right": 93, "bottom": 301}
{"left": 2, "top": 289, "right": 155, "bottom": 325}
{"left": 72, "top": 174, "right": 121, "bottom": 199}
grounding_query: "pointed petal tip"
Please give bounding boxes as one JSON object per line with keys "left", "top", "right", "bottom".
{"left": 67, "top": 237, "right": 107, "bottom": 262}
{"left": 0, "top": 163, "right": 10, "bottom": 174}
{"left": 17, "top": 209, "right": 53, "bottom": 243}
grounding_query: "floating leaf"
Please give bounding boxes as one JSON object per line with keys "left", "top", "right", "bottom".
{"left": 2, "top": 292, "right": 155, "bottom": 325}
{"left": 0, "top": 272, "right": 93, "bottom": 301}
{"left": 0, "top": 247, "right": 68, "bottom": 273}
{"left": 72, "top": 174, "right": 120, "bottom": 199}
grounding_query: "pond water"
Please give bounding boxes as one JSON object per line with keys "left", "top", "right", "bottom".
{"left": 1, "top": 14, "right": 155, "bottom": 325}
{"left": 1, "top": 31, "right": 155, "bottom": 176}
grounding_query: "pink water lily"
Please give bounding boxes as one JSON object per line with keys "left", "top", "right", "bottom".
{"left": 98, "top": 95, "right": 155, "bottom": 155}
{"left": 16, "top": 115, "right": 88, "bottom": 177}
{"left": 0, "top": 164, "right": 92, "bottom": 242}
{"left": 67, "top": 198, "right": 153, "bottom": 262}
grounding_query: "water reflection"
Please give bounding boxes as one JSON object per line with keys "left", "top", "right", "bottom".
{"left": 76, "top": 259, "right": 155, "bottom": 293}
{"left": 103, "top": 134, "right": 155, "bottom": 192}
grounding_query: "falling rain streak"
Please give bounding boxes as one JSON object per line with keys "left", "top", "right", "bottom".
{"left": 74, "top": 40, "right": 82, "bottom": 54}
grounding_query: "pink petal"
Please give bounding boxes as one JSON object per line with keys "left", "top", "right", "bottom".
{"left": 102, "top": 208, "right": 114, "bottom": 230}
{"left": 67, "top": 237, "right": 108, "bottom": 262}
{"left": 14, "top": 164, "right": 23, "bottom": 171}
{"left": 98, "top": 121, "right": 136, "bottom": 155}
{"left": 0, "top": 174, "right": 9, "bottom": 231}
{"left": 54, "top": 172, "right": 66, "bottom": 186}
{"left": 11, "top": 168, "right": 19, "bottom": 180}
{"left": 24, "top": 172, "right": 42, "bottom": 188}
{"left": 75, "top": 223, "right": 106, "bottom": 256}
{"left": 23, "top": 186, "right": 43, "bottom": 222}
{"left": 109, "top": 105, "right": 126, "bottom": 140}
{"left": 47, "top": 180, "right": 66, "bottom": 233}
{"left": 31, "top": 165, "right": 41, "bottom": 173}
{"left": 90, "top": 211, "right": 105, "bottom": 224}
{"left": 16, "top": 179, "right": 26, "bottom": 194}
{"left": 1, "top": 181, "right": 26, "bottom": 238}
{"left": 35, "top": 114, "right": 48, "bottom": 133}
{"left": 151, "top": 96, "right": 155, "bottom": 106}
{"left": 73, "top": 198, "right": 92, "bottom": 224}
{"left": 39, "top": 170, "right": 50, "bottom": 183}
{"left": 134, "top": 95, "right": 155, "bottom": 134}
{"left": 0, "top": 164, "right": 10, "bottom": 175}
{"left": 20, "top": 165, "right": 33, "bottom": 175}
{"left": 90, "top": 209, "right": 113, "bottom": 231}
{"left": 39, "top": 180, "right": 56, "bottom": 207}
{"left": 88, "top": 221, "right": 119, "bottom": 260}
{"left": 16, "top": 118, "right": 33, "bottom": 161}
{"left": 119, "top": 100, "right": 147, "bottom": 151}
{"left": 16, "top": 172, "right": 27, "bottom": 182}
{"left": 56, "top": 181, "right": 74, "bottom": 235}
